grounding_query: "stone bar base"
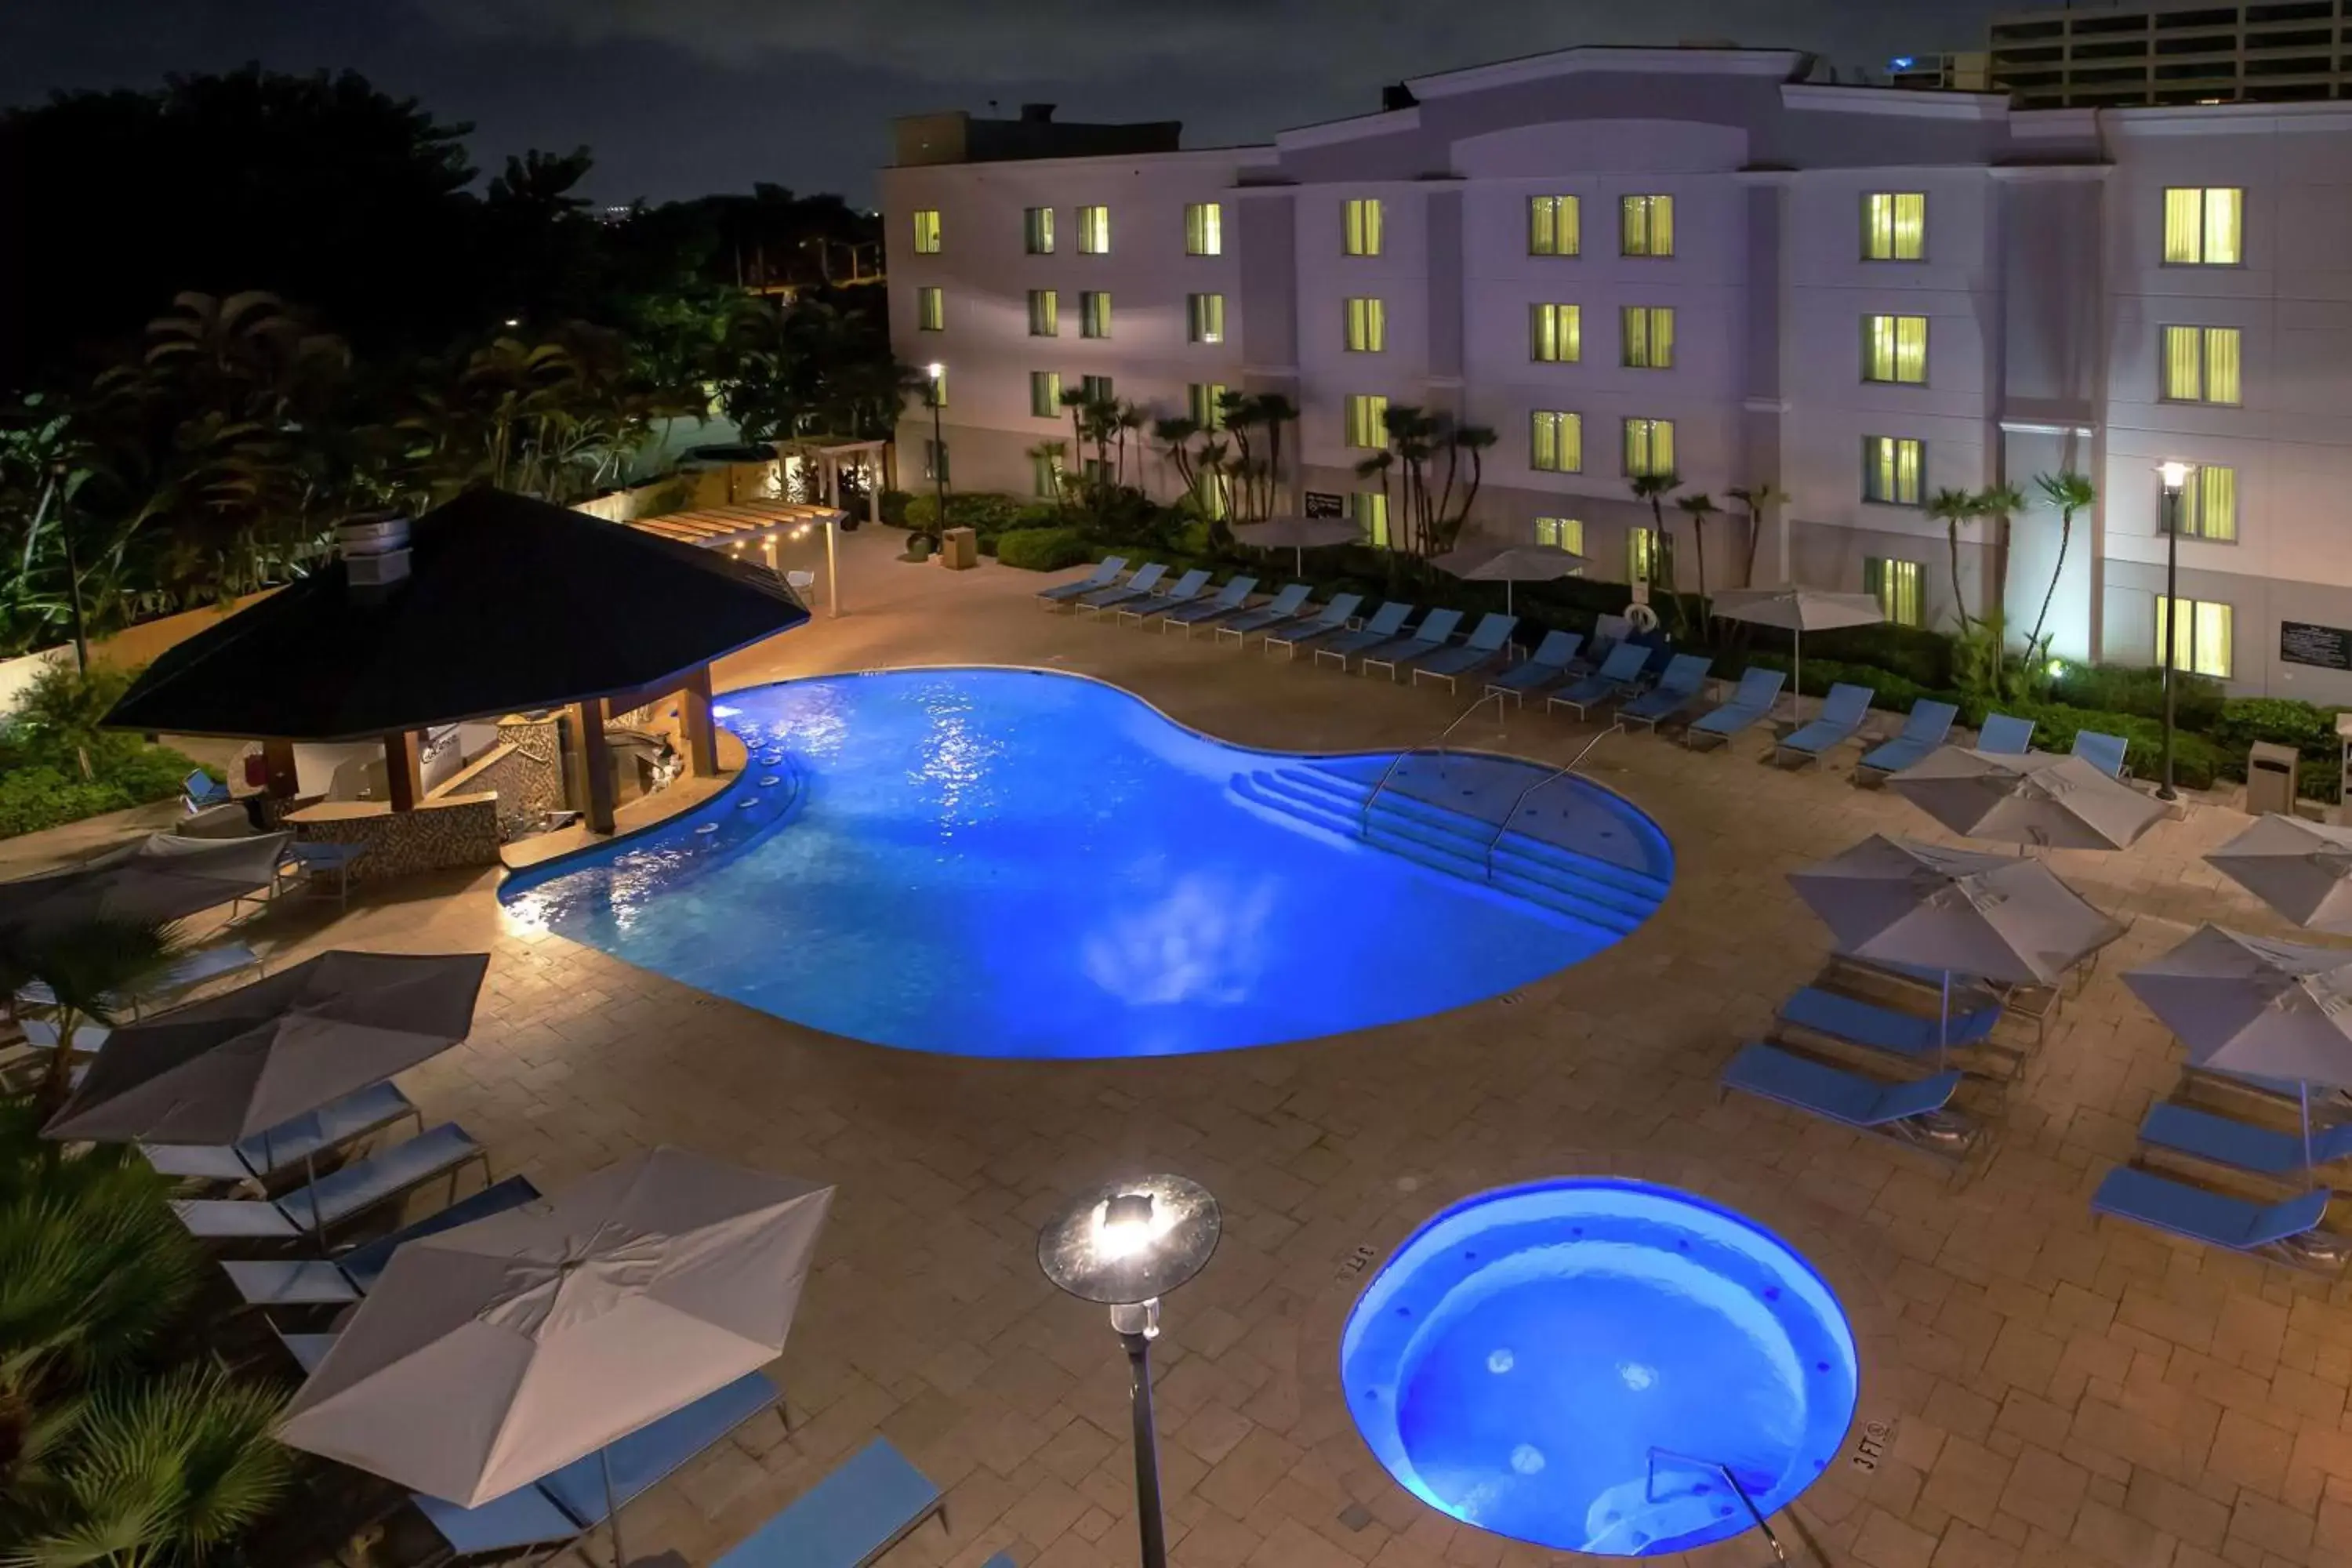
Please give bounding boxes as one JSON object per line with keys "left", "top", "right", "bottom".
{"left": 285, "top": 793, "right": 501, "bottom": 884}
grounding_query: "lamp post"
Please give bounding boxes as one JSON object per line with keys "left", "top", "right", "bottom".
{"left": 1037, "top": 1176, "right": 1221, "bottom": 1568}
{"left": 2157, "top": 459, "right": 2194, "bottom": 803}
{"left": 925, "top": 361, "right": 948, "bottom": 539}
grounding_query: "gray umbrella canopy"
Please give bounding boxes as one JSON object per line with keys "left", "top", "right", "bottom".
{"left": 2207, "top": 815, "right": 2352, "bottom": 933}
{"left": 1426, "top": 543, "right": 1587, "bottom": 614}
{"left": 1710, "top": 585, "right": 1885, "bottom": 720}
{"left": 42, "top": 949, "right": 490, "bottom": 1145}
{"left": 1788, "top": 834, "right": 2125, "bottom": 987}
{"left": 1230, "top": 515, "right": 1365, "bottom": 575}
{"left": 1888, "top": 747, "right": 2167, "bottom": 851}
{"left": 0, "top": 831, "right": 290, "bottom": 941}
{"left": 278, "top": 1148, "right": 833, "bottom": 1507}
{"left": 2125, "top": 924, "right": 2352, "bottom": 1084}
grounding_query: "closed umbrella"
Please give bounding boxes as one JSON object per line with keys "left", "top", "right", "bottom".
{"left": 1426, "top": 543, "right": 1586, "bottom": 615}
{"left": 1230, "top": 514, "right": 1363, "bottom": 575}
{"left": 0, "top": 830, "right": 291, "bottom": 941}
{"left": 1788, "top": 834, "right": 2125, "bottom": 1058}
{"left": 2124, "top": 924, "right": 2352, "bottom": 1170}
{"left": 1711, "top": 585, "right": 1885, "bottom": 719}
{"left": 278, "top": 1148, "right": 833, "bottom": 1565}
{"left": 1887, "top": 747, "right": 2167, "bottom": 851}
{"left": 42, "top": 949, "right": 490, "bottom": 1149}
{"left": 2206, "top": 815, "right": 2352, "bottom": 934}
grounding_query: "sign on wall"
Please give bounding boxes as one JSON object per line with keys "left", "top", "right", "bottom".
{"left": 2281, "top": 621, "right": 2352, "bottom": 673}
{"left": 1303, "top": 491, "right": 1345, "bottom": 518}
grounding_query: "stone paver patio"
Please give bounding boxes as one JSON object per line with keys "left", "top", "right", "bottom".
{"left": 72, "top": 528, "right": 2352, "bottom": 1568}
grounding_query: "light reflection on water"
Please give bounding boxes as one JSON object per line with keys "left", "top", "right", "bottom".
{"left": 498, "top": 670, "right": 1672, "bottom": 1058}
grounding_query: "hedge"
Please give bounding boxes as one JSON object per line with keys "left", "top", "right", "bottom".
{"left": 993, "top": 526, "right": 1094, "bottom": 572}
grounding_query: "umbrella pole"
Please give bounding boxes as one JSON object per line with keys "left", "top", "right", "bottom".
{"left": 602, "top": 1446, "right": 626, "bottom": 1568}
{"left": 2303, "top": 1082, "right": 2315, "bottom": 1175}
{"left": 1794, "top": 626, "right": 1804, "bottom": 723}
{"left": 1506, "top": 579, "right": 1515, "bottom": 617}
{"left": 1939, "top": 970, "right": 1951, "bottom": 1072}
{"left": 1295, "top": 544, "right": 1304, "bottom": 577}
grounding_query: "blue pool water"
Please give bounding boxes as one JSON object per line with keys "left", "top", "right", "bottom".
{"left": 1341, "top": 1181, "right": 1860, "bottom": 1556}
{"left": 499, "top": 668, "right": 1672, "bottom": 1058}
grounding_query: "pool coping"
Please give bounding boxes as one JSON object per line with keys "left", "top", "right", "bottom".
{"left": 1289, "top": 1153, "right": 1904, "bottom": 1566}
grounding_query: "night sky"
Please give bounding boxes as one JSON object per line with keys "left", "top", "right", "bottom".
{"left": 5, "top": 1, "right": 2010, "bottom": 205}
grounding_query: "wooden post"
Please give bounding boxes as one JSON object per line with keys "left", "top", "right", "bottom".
{"left": 677, "top": 666, "right": 720, "bottom": 779}
{"left": 579, "top": 699, "right": 616, "bottom": 834}
{"left": 262, "top": 740, "right": 299, "bottom": 799}
{"left": 383, "top": 731, "right": 423, "bottom": 812}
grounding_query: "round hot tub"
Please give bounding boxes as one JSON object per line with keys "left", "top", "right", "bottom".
{"left": 1341, "top": 1180, "right": 1859, "bottom": 1556}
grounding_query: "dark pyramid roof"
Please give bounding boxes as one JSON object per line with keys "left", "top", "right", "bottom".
{"left": 106, "top": 489, "right": 808, "bottom": 741}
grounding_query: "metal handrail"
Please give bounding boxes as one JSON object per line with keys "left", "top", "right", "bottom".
{"left": 1358, "top": 690, "right": 1508, "bottom": 836}
{"left": 1645, "top": 1449, "right": 1788, "bottom": 1567}
{"left": 1481, "top": 721, "right": 1621, "bottom": 878}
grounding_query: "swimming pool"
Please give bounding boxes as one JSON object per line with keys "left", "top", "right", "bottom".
{"left": 1341, "top": 1181, "right": 1859, "bottom": 1556}
{"left": 499, "top": 669, "right": 1672, "bottom": 1058}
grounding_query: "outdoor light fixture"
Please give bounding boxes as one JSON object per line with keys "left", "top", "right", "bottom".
{"left": 1038, "top": 1175, "right": 1221, "bottom": 1568}
{"left": 2154, "top": 459, "right": 2197, "bottom": 804}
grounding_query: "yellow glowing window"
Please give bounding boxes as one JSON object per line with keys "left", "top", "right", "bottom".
{"left": 2163, "top": 187, "right": 2242, "bottom": 265}
{"left": 1621, "top": 194, "right": 1675, "bottom": 257}
{"left": 1862, "top": 437, "right": 1922, "bottom": 505}
{"left": 2175, "top": 464, "right": 2238, "bottom": 542}
{"left": 915, "top": 287, "right": 943, "bottom": 332}
{"left": 1029, "top": 371, "right": 1062, "bottom": 419}
{"left": 1080, "top": 291, "right": 1111, "bottom": 339}
{"left": 1530, "top": 195, "right": 1581, "bottom": 256}
{"left": 1534, "top": 516, "right": 1584, "bottom": 554}
{"left": 1027, "top": 289, "right": 1057, "bottom": 337}
{"left": 1530, "top": 303, "right": 1581, "bottom": 363}
{"left": 2158, "top": 597, "right": 2234, "bottom": 678}
{"left": 1344, "top": 198, "right": 1384, "bottom": 256}
{"left": 1187, "top": 293, "right": 1225, "bottom": 344}
{"left": 1865, "top": 557, "right": 1923, "bottom": 626}
{"left": 1864, "top": 192, "right": 1926, "bottom": 260}
{"left": 1077, "top": 205, "right": 1110, "bottom": 254}
{"left": 1623, "top": 418, "right": 1675, "bottom": 477}
{"left": 1530, "top": 411, "right": 1581, "bottom": 474}
{"left": 1024, "top": 207, "right": 1054, "bottom": 254}
{"left": 1345, "top": 394, "right": 1389, "bottom": 449}
{"left": 1345, "top": 297, "right": 1386, "bottom": 353}
{"left": 1621, "top": 307, "right": 1675, "bottom": 369}
{"left": 911, "top": 209, "right": 941, "bottom": 253}
{"left": 1629, "top": 526, "right": 1656, "bottom": 582}
{"left": 1352, "top": 491, "right": 1389, "bottom": 547}
{"left": 1864, "top": 314, "right": 1929, "bottom": 384}
{"left": 2162, "top": 325, "right": 2240, "bottom": 405}
{"left": 1185, "top": 203, "right": 1222, "bottom": 256}
{"left": 1188, "top": 383, "right": 1227, "bottom": 429}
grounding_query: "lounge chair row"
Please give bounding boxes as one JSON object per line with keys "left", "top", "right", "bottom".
{"left": 172, "top": 1119, "right": 492, "bottom": 1242}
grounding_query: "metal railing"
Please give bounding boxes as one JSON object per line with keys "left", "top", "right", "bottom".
{"left": 1481, "top": 721, "right": 1621, "bottom": 878}
{"left": 1645, "top": 1449, "right": 1788, "bottom": 1566}
{"left": 1358, "top": 691, "right": 1508, "bottom": 837}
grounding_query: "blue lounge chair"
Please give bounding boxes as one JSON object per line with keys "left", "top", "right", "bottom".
{"left": 1072, "top": 562, "right": 1167, "bottom": 617}
{"left": 710, "top": 1438, "right": 949, "bottom": 1568}
{"left": 1413, "top": 613, "right": 1519, "bottom": 691}
{"left": 1777, "top": 987, "right": 2002, "bottom": 1058}
{"left": 1978, "top": 713, "right": 2036, "bottom": 754}
{"left": 2141, "top": 1103, "right": 2352, "bottom": 1178}
{"left": 1116, "top": 568, "right": 1214, "bottom": 626}
{"left": 1035, "top": 556, "right": 1127, "bottom": 606}
{"left": 1262, "top": 593, "right": 1364, "bottom": 659}
{"left": 183, "top": 770, "right": 232, "bottom": 812}
{"left": 222, "top": 1174, "right": 544, "bottom": 1308}
{"left": 1566, "top": 614, "right": 1634, "bottom": 675}
{"left": 1720, "top": 1043, "right": 1976, "bottom": 1161}
{"left": 1619, "top": 653, "right": 1715, "bottom": 731}
{"left": 1546, "top": 641, "right": 1651, "bottom": 719}
{"left": 1161, "top": 575, "right": 1258, "bottom": 635}
{"left": 1214, "top": 583, "right": 1312, "bottom": 644}
{"left": 1486, "top": 630, "right": 1584, "bottom": 703}
{"left": 172, "top": 1123, "right": 489, "bottom": 1240}
{"left": 2090, "top": 1166, "right": 2337, "bottom": 1264}
{"left": 16, "top": 942, "right": 262, "bottom": 1018}
{"left": 1857, "top": 699, "right": 1961, "bottom": 778}
{"left": 1312, "top": 603, "right": 1415, "bottom": 669}
{"left": 144, "top": 1080, "right": 423, "bottom": 1184}
{"left": 2073, "top": 729, "right": 2129, "bottom": 779}
{"left": 1774, "top": 683, "right": 1875, "bottom": 766}
{"left": 1361, "top": 608, "right": 1465, "bottom": 681}
{"left": 1684, "top": 668, "right": 1785, "bottom": 750}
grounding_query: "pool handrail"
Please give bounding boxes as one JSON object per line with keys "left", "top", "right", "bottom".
{"left": 1358, "top": 691, "right": 1508, "bottom": 837}
{"left": 1645, "top": 1447, "right": 1788, "bottom": 1566}
{"left": 1481, "top": 722, "right": 1623, "bottom": 879}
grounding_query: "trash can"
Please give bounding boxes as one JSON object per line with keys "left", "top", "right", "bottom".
{"left": 2246, "top": 740, "right": 2299, "bottom": 816}
{"left": 939, "top": 526, "right": 978, "bottom": 571}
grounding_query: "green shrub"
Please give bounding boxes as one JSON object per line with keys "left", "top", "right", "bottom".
{"left": 0, "top": 765, "right": 141, "bottom": 838}
{"left": 2211, "top": 696, "right": 2340, "bottom": 770}
{"left": 1798, "top": 622, "right": 1955, "bottom": 689}
{"left": 2050, "top": 663, "right": 2224, "bottom": 731}
{"left": 993, "top": 526, "right": 1094, "bottom": 572}
{"left": 1988, "top": 700, "right": 2225, "bottom": 791}
{"left": 880, "top": 489, "right": 913, "bottom": 526}
{"left": 2299, "top": 758, "right": 2344, "bottom": 806}
{"left": 1734, "top": 652, "right": 1946, "bottom": 713}
{"left": 902, "top": 492, "right": 1025, "bottom": 535}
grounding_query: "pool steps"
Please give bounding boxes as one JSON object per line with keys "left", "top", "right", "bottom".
{"left": 1228, "top": 762, "right": 1669, "bottom": 936}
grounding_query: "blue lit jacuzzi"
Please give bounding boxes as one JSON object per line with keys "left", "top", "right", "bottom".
{"left": 1341, "top": 1180, "right": 1859, "bottom": 1557}
{"left": 499, "top": 669, "right": 1672, "bottom": 1059}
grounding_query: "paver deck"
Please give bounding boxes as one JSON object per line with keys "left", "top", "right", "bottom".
{"left": 43, "top": 527, "right": 2352, "bottom": 1568}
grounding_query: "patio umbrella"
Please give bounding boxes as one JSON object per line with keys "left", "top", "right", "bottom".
{"left": 2124, "top": 924, "right": 2352, "bottom": 1170}
{"left": 1788, "top": 834, "right": 2125, "bottom": 1058}
{"left": 1426, "top": 543, "right": 1587, "bottom": 615}
{"left": 0, "top": 830, "right": 291, "bottom": 942}
{"left": 278, "top": 1148, "right": 833, "bottom": 1563}
{"left": 2206, "top": 815, "right": 2352, "bottom": 933}
{"left": 1230, "top": 514, "right": 1363, "bottom": 575}
{"left": 1711, "top": 585, "right": 1885, "bottom": 719}
{"left": 1887, "top": 747, "right": 2167, "bottom": 851}
{"left": 42, "top": 949, "right": 490, "bottom": 1149}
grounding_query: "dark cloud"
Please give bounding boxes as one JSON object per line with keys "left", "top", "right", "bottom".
{"left": 4, "top": 0, "right": 2004, "bottom": 202}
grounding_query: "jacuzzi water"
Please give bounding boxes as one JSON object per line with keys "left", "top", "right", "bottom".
{"left": 498, "top": 668, "right": 1672, "bottom": 1058}
{"left": 1341, "top": 1180, "right": 1860, "bottom": 1557}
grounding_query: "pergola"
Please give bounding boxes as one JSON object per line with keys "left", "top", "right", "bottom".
{"left": 627, "top": 500, "right": 848, "bottom": 615}
{"left": 104, "top": 489, "right": 809, "bottom": 837}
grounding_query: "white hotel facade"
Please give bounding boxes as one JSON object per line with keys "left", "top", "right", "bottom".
{"left": 881, "top": 45, "right": 2352, "bottom": 701}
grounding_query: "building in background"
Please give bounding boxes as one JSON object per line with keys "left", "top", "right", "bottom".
{"left": 1987, "top": 0, "right": 2352, "bottom": 109}
{"left": 1886, "top": 52, "right": 1992, "bottom": 92}
{"left": 882, "top": 45, "right": 2352, "bottom": 700}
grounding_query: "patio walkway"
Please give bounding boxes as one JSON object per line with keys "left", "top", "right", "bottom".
{"left": 103, "top": 528, "right": 2352, "bottom": 1566}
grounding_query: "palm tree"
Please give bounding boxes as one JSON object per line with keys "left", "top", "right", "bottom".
{"left": 1256, "top": 394, "right": 1300, "bottom": 518}
{"left": 2027, "top": 470, "right": 2096, "bottom": 669}
{"left": 1628, "top": 471, "right": 1682, "bottom": 626}
{"left": 1150, "top": 416, "right": 1201, "bottom": 503}
{"left": 1973, "top": 481, "right": 2027, "bottom": 642}
{"left": 1112, "top": 402, "right": 1148, "bottom": 489}
{"left": 1352, "top": 451, "right": 1395, "bottom": 548}
{"left": 1925, "top": 488, "right": 1977, "bottom": 632}
{"left": 0, "top": 919, "right": 181, "bottom": 1113}
{"left": 1057, "top": 384, "right": 1090, "bottom": 463}
{"left": 1726, "top": 483, "right": 1781, "bottom": 586}
{"left": 1445, "top": 426, "right": 1497, "bottom": 550}
{"left": 1673, "top": 492, "right": 1721, "bottom": 612}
